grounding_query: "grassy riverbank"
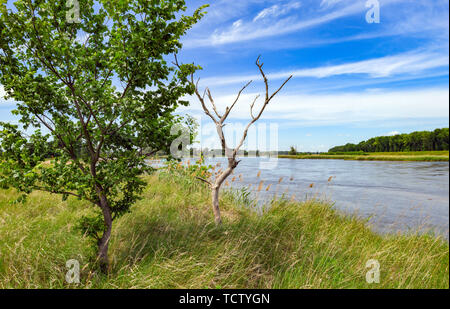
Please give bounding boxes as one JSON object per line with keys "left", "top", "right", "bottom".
{"left": 0, "top": 171, "right": 448, "bottom": 289}
{"left": 279, "top": 151, "right": 449, "bottom": 162}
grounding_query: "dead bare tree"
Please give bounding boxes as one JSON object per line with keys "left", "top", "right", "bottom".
{"left": 178, "top": 56, "right": 292, "bottom": 224}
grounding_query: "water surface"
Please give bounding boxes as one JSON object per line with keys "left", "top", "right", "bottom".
{"left": 201, "top": 157, "right": 449, "bottom": 238}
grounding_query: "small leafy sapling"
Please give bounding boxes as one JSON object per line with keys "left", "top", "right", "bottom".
{"left": 0, "top": 0, "right": 207, "bottom": 271}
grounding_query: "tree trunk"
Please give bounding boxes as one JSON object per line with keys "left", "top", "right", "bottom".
{"left": 211, "top": 186, "right": 222, "bottom": 225}
{"left": 97, "top": 193, "right": 112, "bottom": 273}
{"left": 210, "top": 164, "right": 235, "bottom": 226}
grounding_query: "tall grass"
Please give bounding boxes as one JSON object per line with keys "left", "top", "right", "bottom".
{"left": 0, "top": 171, "right": 448, "bottom": 288}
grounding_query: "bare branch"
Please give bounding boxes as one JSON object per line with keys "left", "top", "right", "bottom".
{"left": 250, "top": 94, "right": 260, "bottom": 120}
{"left": 173, "top": 53, "right": 180, "bottom": 67}
{"left": 206, "top": 88, "right": 222, "bottom": 119}
{"left": 191, "top": 75, "right": 218, "bottom": 124}
{"left": 233, "top": 59, "right": 292, "bottom": 157}
{"left": 268, "top": 75, "right": 293, "bottom": 101}
{"left": 256, "top": 56, "right": 268, "bottom": 102}
{"left": 221, "top": 80, "right": 252, "bottom": 123}
{"left": 196, "top": 176, "right": 212, "bottom": 186}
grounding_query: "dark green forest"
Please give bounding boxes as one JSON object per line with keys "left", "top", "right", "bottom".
{"left": 329, "top": 128, "right": 449, "bottom": 152}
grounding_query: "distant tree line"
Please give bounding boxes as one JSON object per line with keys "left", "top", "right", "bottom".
{"left": 329, "top": 128, "right": 449, "bottom": 153}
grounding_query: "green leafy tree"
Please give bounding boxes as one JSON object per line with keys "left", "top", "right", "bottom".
{"left": 288, "top": 146, "right": 297, "bottom": 155}
{"left": 329, "top": 128, "right": 449, "bottom": 153}
{"left": 0, "top": 0, "right": 206, "bottom": 271}
{"left": 435, "top": 128, "right": 449, "bottom": 150}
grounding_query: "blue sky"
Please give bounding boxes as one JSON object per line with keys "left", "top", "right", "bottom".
{"left": 176, "top": 0, "right": 449, "bottom": 151}
{"left": 1, "top": 0, "right": 449, "bottom": 151}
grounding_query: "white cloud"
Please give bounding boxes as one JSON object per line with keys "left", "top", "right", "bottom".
{"left": 320, "top": 0, "right": 342, "bottom": 8}
{"left": 253, "top": 5, "right": 279, "bottom": 22}
{"left": 0, "top": 84, "right": 18, "bottom": 106}
{"left": 232, "top": 19, "right": 243, "bottom": 29}
{"left": 180, "top": 88, "right": 449, "bottom": 126}
{"left": 253, "top": 2, "right": 302, "bottom": 22}
{"left": 184, "top": 0, "right": 447, "bottom": 50}
{"left": 260, "top": 89, "right": 449, "bottom": 124}
{"left": 199, "top": 49, "right": 449, "bottom": 86}
{"left": 288, "top": 51, "right": 448, "bottom": 78}
{"left": 386, "top": 131, "right": 401, "bottom": 136}
{"left": 186, "top": 0, "right": 365, "bottom": 47}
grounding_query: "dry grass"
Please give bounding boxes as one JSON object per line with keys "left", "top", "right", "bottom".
{"left": 0, "top": 172, "right": 448, "bottom": 289}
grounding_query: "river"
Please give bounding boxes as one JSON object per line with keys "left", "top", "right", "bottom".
{"left": 198, "top": 157, "right": 449, "bottom": 238}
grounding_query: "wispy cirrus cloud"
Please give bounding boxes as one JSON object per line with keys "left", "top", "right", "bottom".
{"left": 184, "top": 0, "right": 448, "bottom": 50}
{"left": 198, "top": 49, "right": 449, "bottom": 87}
{"left": 253, "top": 1, "right": 302, "bottom": 22}
{"left": 320, "top": 0, "right": 343, "bottom": 8}
{"left": 186, "top": 1, "right": 365, "bottom": 47}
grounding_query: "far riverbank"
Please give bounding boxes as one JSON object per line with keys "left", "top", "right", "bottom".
{"left": 279, "top": 151, "right": 449, "bottom": 162}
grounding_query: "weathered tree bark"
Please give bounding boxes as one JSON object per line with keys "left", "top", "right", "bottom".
{"left": 210, "top": 163, "right": 235, "bottom": 224}
{"left": 97, "top": 191, "right": 112, "bottom": 272}
{"left": 183, "top": 56, "right": 292, "bottom": 226}
{"left": 211, "top": 186, "right": 222, "bottom": 225}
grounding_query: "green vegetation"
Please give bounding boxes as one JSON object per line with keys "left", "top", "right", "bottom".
{"left": 0, "top": 169, "right": 448, "bottom": 289}
{"left": 0, "top": 0, "right": 206, "bottom": 270}
{"left": 288, "top": 146, "right": 298, "bottom": 155}
{"left": 279, "top": 151, "right": 449, "bottom": 161}
{"left": 329, "top": 128, "right": 449, "bottom": 153}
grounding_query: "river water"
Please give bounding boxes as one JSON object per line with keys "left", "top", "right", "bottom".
{"left": 198, "top": 157, "right": 449, "bottom": 238}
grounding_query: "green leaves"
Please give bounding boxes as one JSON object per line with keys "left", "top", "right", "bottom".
{"left": 76, "top": 213, "right": 107, "bottom": 240}
{"left": 0, "top": 1, "right": 206, "bottom": 246}
{"left": 330, "top": 128, "right": 449, "bottom": 152}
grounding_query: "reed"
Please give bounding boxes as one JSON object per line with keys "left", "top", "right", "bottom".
{"left": 0, "top": 172, "right": 448, "bottom": 289}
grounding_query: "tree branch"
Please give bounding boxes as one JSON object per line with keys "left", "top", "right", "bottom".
{"left": 220, "top": 80, "right": 252, "bottom": 123}
{"left": 206, "top": 88, "right": 222, "bottom": 119}
{"left": 250, "top": 94, "right": 260, "bottom": 120}
{"left": 195, "top": 176, "right": 212, "bottom": 186}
